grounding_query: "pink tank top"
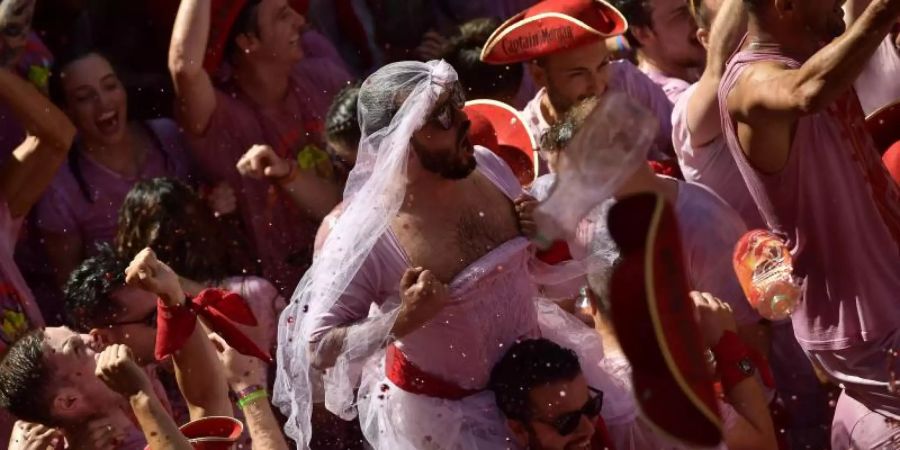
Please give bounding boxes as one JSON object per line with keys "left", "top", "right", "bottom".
{"left": 719, "top": 48, "right": 900, "bottom": 351}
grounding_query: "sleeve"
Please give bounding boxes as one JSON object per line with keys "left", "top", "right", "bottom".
{"left": 671, "top": 85, "right": 703, "bottom": 182}
{"left": 685, "top": 187, "right": 760, "bottom": 326}
{"left": 609, "top": 61, "right": 675, "bottom": 159}
{"left": 306, "top": 221, "right": 385, "bottom": 343}
{"left": 474, "top": 146, "right": 525, "bottom": 199}
{"left": 0, "top": 200, "right": 21, "bottom": 251}
{"left": 184, "top": 91, "right": 247, "bottom": 181}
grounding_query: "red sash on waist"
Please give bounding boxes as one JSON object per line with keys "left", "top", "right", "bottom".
{"left": 385, "top": 344, "right": 480, "bottom": 400}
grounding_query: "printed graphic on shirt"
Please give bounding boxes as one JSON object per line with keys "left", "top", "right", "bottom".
{"left": 0, "top": 283, "right": 33, "bottom": 348}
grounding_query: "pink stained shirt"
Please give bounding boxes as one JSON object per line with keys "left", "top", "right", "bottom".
{"left": 521, "top": 60, "right": 675, "bottom": 162}
{"left": 719, "top": 49, "right": 900, "bottom": 351}
{"left": 219, "top": 276, "right": 286, "bottom": 353}
{"left": 186, "top": 52, "right": 352, "bottom": 295}
{"left": 853, "top": 35, "right": 900, "bottom": 116}
{"left": 672, "top": 83, "right": 766, "bottom": 229}
{"left": 642, "top": 66, "right": 693, "bottom": 106}
{"left": 34, "top": 119, "right": 191, "bottom": 257}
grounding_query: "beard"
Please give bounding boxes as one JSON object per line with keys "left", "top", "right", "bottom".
{"left": 413, "top": 125, "right": 477, "bottom": 180}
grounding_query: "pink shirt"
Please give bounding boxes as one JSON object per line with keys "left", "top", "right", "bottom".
{"left": 642, "top": 67, "right": 692, "bottom": 105}
{"left": 220, "top": 276, "right": 286, "bottom": 353}
{"left": 521, "top": 60, "right": 675, "bottom": 162}
{"left": 854, "top": 36, "right": 900, "bottom": 116}
{"left": 186, "top": 55, "right": 352, "bottom": 294}
{"left": 720, "top": 49, "right": 900, "bottom": 351}
{"left": 672, "top": 84, "right": 765, "bottom": 229}
{"left": 35, "top": 119, "right": 190, "bottom": 256}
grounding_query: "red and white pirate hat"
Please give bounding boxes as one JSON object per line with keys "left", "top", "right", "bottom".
{"left": 606, "top": 193, "right": 722, "bottom": 447}
{"left": 463, "top": 99, "right": 540, "bottom": 186}
{"left": 480, "top": 0, "right": 627, "bottom": 65}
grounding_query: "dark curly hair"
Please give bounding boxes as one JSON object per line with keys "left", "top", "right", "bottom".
{"left": 489, "top": 338, "right": 582, "bottom": 421}
{"left": 325, "top": 84, "right": 362, "bottom": 148}
{"left": 0, "top": 330, "right": 56, "bottom": 426}
{"left": 63, "top": 244, "right": 127, "bottom": 332}
{"left": 115, "top": 178, "right": 240, "bottom": 283}
{"left": 442, "top": 17, "right": 524, "bottom": 102}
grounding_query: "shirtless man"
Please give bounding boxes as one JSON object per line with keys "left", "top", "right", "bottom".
{"left": 719, "top": 0, "right": 900, "bottom": 447}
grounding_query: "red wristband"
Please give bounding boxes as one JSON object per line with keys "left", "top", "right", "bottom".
{"left": 536, "top": 240, "right": 573, "bottom": 265}
{"left": 712, "top": 330, "right": 755, "bottom": 393}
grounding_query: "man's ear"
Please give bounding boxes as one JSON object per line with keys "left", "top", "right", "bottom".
{"left": 506, "top": 419, "right": 531, "bottom": 448}
{"left": 528, "top": 61, "right": 548, "bottom": 89}
{"left": 696, "top": 27, "right": 711, "bottom": 51}
{"left": 90, "top": 328, "right": 115, "bottom": 347}
{"left": 235, "top": 33, "right": 260, "bottom": 56}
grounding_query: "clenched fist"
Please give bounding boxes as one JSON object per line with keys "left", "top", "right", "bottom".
{"left": 95, "top": 344, "right": 152, "bottom": 399}
{"left": 236, "top": 144, "right": 292, "bottom": 182}
{"left": 125, "top": 248, "right": 184, "bottom": 307}
{"left": 514, "top": 194, "right": 539, "bottom": 239}
{"left": 394, "top": 267, "right": 450, "bottom": 336}
{"left": 8, "top": 421, "right": 61, "bottom": 450}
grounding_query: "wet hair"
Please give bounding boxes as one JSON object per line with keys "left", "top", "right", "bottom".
{"left": 115, "top": 177, "right": 237, "bottom": 283}
{"left": 225, "top": 0, "right": 263, "bottom": 64}
{"left": 325, "top": 84, "right": 362, "bottom": 148}
{"left": 63, "top": 244, "right": 127, "bottom": 332}
{"left": 609, "top": 0, "right": 653, "bottom": 49}
{"left": 0, "top": 330, "right": 56, "bottom": 426}
{"left": 541, "top": 97, "right": 599, "bottom": 153}
{"left": 442, "top": 18, "right": 524, "bottom": 101}
{"left": 489, "top": 338, "right": 582, "bottom": 421}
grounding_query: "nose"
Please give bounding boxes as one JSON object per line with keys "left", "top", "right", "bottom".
{"left": 291, "top": 8, "right": 307, "bottom": 28}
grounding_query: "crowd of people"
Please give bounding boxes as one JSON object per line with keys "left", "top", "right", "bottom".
{"left": 0, "top": 0, "right": 898, "bottom": 449}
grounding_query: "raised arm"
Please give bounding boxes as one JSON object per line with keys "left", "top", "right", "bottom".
{"left": 727, "top": 0, "right": 900, "bottom": 171}
{"left": 95, "top": 344, "right": 193, "bottom": 450}
{"left": 169, "top": 0, "right": 218, "bottom": 136}
{"left": 0, "top": 69, "right": 75, "bottom": 217}
{"left": 685, "top": 0, "right": 747, "bottom": 147}
{"left": 125, "top": 248, "right": 233, "bottom": 419}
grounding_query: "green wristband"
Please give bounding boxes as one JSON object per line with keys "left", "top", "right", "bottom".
{"left": 237, "top": 389, "right": 268, "bottom": 409}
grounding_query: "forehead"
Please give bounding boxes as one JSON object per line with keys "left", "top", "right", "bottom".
{"left": 61, "top": 54, "right": 115, "bottom": 87}
{"left": 544, "top": 42, "right": 610, "bottom": 70}
{"left": 43, "top": 326, "right": 77, "bottom": 351}
{"left": 109, "top": 286, "right": 156, "bottom": 314}
{"left": 528, "top": 374, "right": 589, "bottom": 418}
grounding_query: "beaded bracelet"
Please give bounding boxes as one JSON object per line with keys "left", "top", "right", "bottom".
{"left": 237, "top": 389, "right": 268, "bottom": 410}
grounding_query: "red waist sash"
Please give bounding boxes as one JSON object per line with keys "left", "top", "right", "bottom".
{"left": 385, "top": 343, "right": 480, "bottom": 400}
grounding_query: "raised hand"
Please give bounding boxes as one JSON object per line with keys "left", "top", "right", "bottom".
{"left": 124, "top": 248, "right": 184, "bottom": 306}
{"left": 7, "top": 421, "right": 62, "bottom": 450}
{"left": 95, "top": 344, "right": 152, "bottom": 398}
{"left": 691, "top": 291, "right": 738, "bottom": 348}
{"left": 393, "top": 267, "right": 450, "bottom": 337}
{"left": 236, "top": 144, "right": 293, "bottom": 182}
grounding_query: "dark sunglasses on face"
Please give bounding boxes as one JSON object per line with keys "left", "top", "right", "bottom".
{"left": 534, "top": 387, "right": 604, "bottom": 436}
{"left": 429, "top": 85, "right": 466, "bottom": 130}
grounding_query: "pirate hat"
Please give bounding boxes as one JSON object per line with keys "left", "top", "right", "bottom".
{"left": 607, "top": 193, "right": 722, "bottom": 447}
{"left": 480, "top": 0, "right": 627, "bottom": 65}
{"left": 464, "top": 99, "right": 539, "bottom": 185}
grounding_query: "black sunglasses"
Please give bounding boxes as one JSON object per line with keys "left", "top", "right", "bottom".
{"left": 534, "top": 387, "right": 604, "bottom": 436}
{"left": 112, "top": 308, "right": 157, "bottom": 328}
